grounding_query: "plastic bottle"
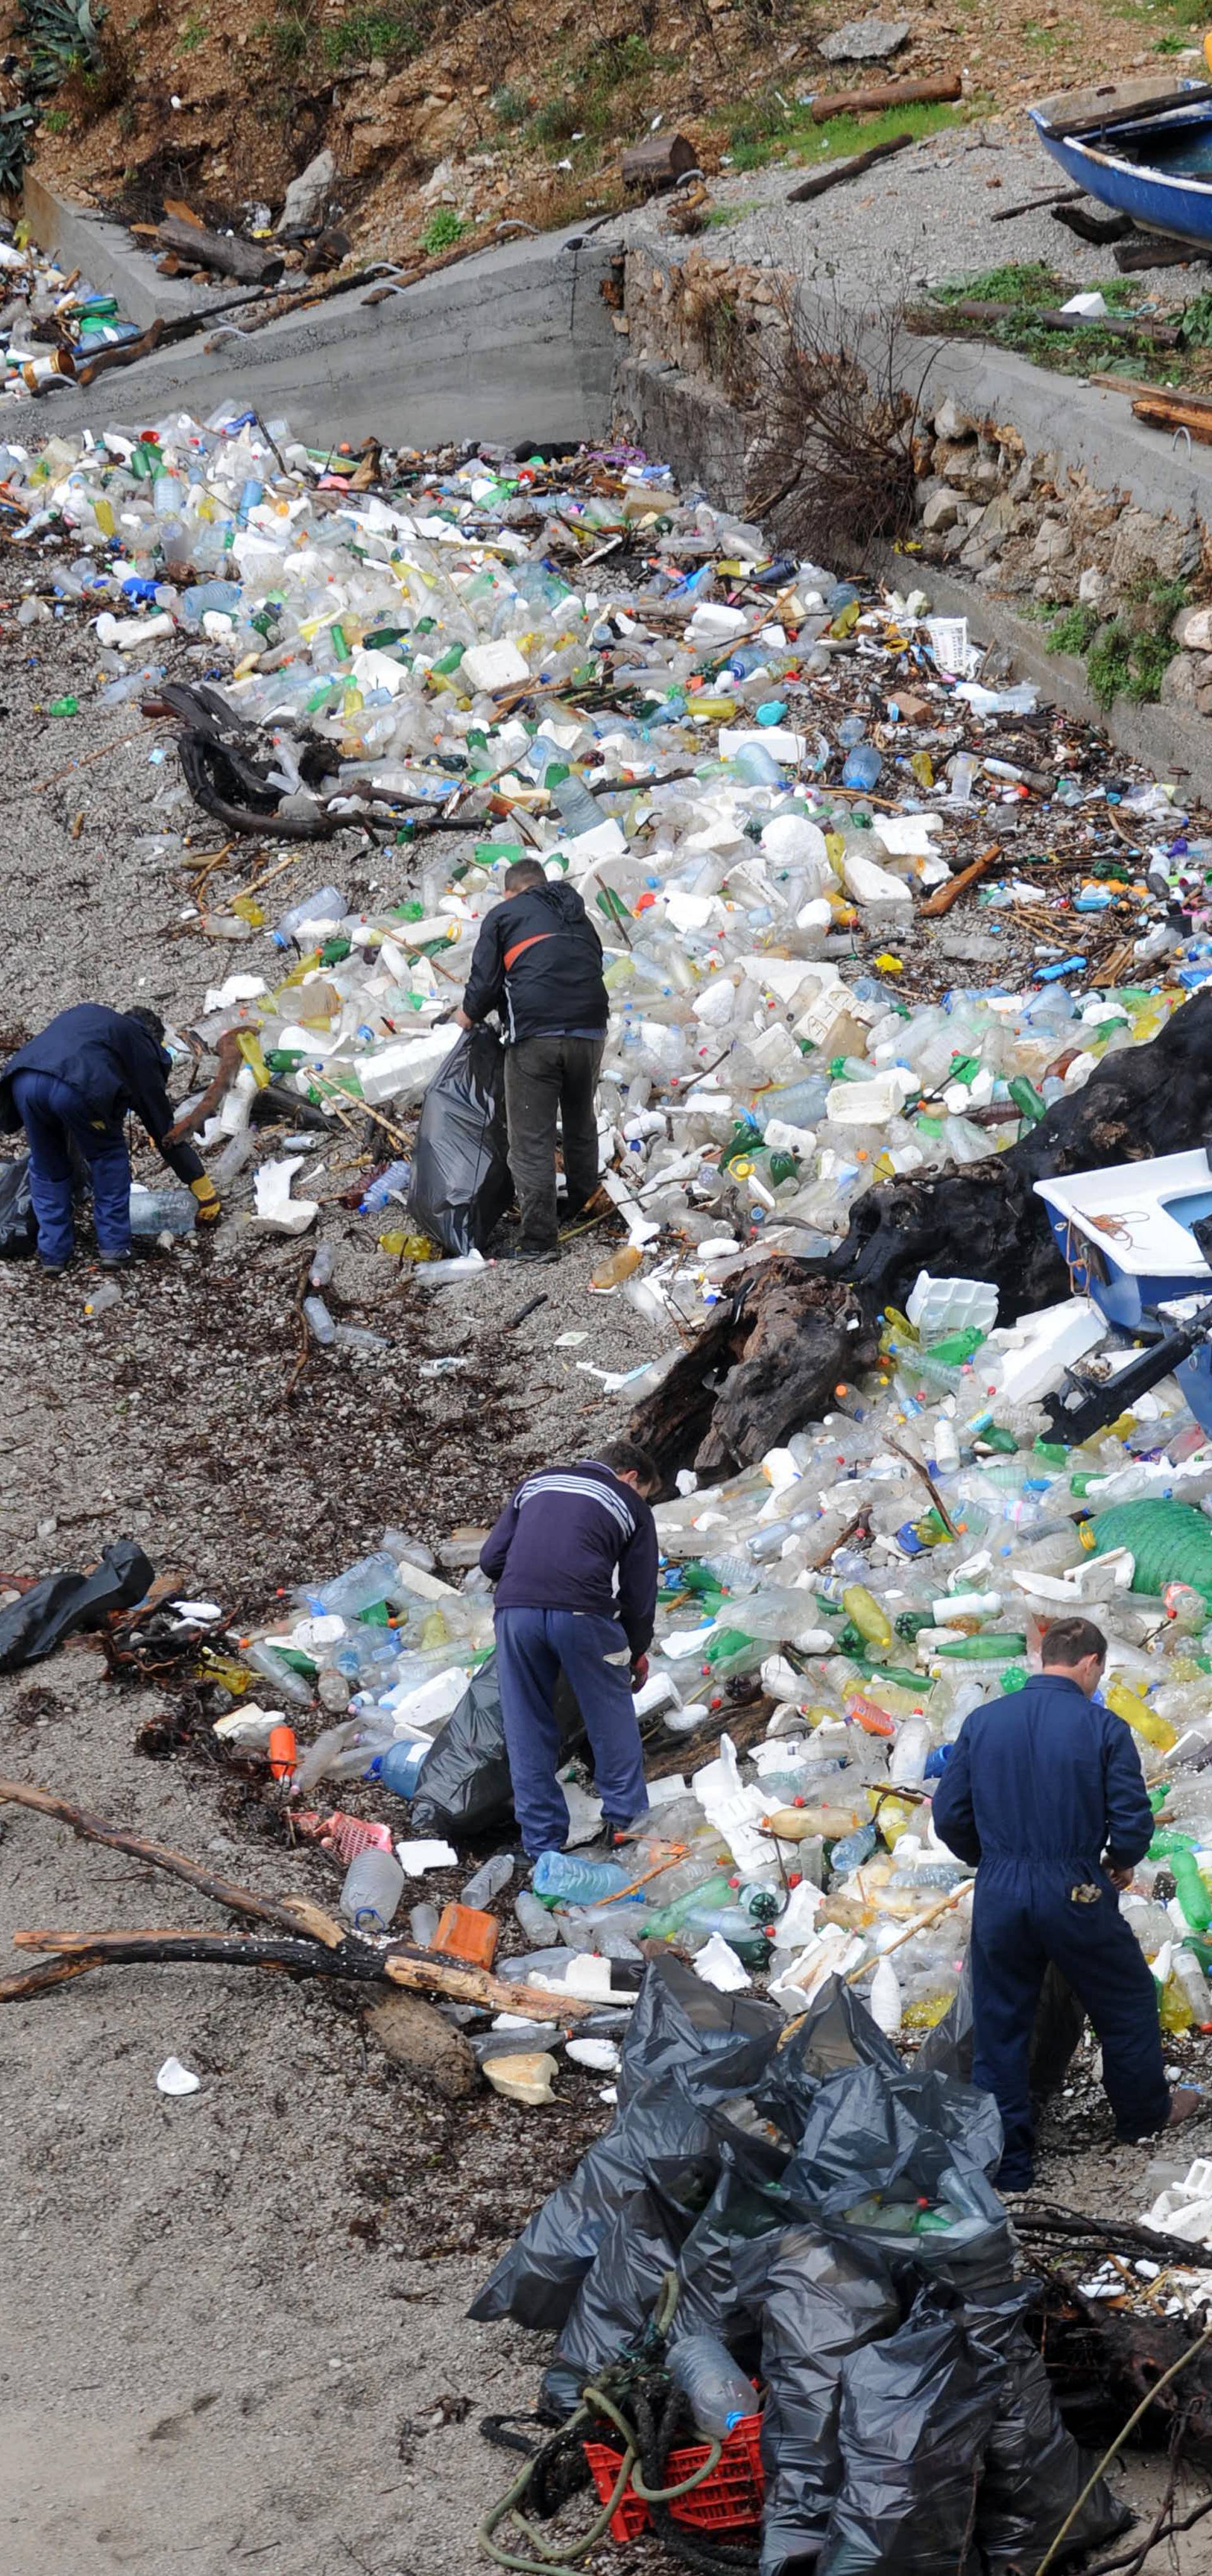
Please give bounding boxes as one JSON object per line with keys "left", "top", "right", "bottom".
{"left": 840, "top": 744, "right": 882, "bottom": 793}
{"left": 1171, "top": 1848, "right": 1212, "bottom": 1934}
{"left": 410, "top": 1901, "right": 439, "bottom": 1947}
{"left": 340, "top": 1846, "right": 404, "bottom": 1932}
{"left": 241, "top": 1640, "right": 314, "bottom": 1707}
{"left": 129, "top": 1186, "right": 198, "bottom": 1237}
{"left": 461, "top": 1853, "right": 515, "bottom": 1908}
{"left": 842, "top": 1585, "right": 893, "bottom": 1654}
{"left": 1105, "top": 1677, "right": 1178, "bottom": 1753}
{"left": 369, "top": 1738, "right": 430, "bottom": 1800}
{"left": 590, "top": 1243, "right": 643, "bottom": 1290}
{"left": 304, "top": 1293, "right": 336, "bottom": 1345}
{"left": 668, "top": 2335, "right": 756, "bottom": 2439}
{"left": 532, "top": 1850, "right": 631, "bottom": 1903}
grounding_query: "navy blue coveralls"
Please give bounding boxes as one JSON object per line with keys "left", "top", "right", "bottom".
{"left": 932, "top": 1673, "right": 1169, "bottom": 2189}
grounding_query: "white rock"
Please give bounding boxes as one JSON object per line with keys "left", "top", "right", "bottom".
{"left": 276, "top": 148, "right": 336, "bottom": 233}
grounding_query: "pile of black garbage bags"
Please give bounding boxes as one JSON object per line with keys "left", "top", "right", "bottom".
{"left": 470, "top": 1958, "right": 1129, "bottom": 2575}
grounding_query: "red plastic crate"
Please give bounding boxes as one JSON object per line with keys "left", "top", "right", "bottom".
{"left": 583, "top": 2413, "right": 764, "bottom": 2544}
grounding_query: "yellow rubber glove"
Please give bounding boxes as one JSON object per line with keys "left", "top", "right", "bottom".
{"left": 191, "top": 1174, "right": 221, "bottom": 1225}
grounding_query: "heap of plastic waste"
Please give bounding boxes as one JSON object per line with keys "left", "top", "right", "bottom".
{"left": 13, "top": 405, "right": 1212, "bottom": 2053}
{"left": 0, "top": 219, "right": 143, "bottom": 399}
{"left": 3, "top": 406, "right": 1200, "bottom": 1273}
{"left": 211, "top": 1262, "right": 1212, "bottom": 2052}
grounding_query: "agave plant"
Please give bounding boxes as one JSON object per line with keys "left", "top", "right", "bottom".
{"left": 18, "top": 0, "right": 105, "bottom": 95}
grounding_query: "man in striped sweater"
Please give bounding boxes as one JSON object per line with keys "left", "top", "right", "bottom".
{"left": 479, "top": 1439, "right": 661, "bottom": 1859}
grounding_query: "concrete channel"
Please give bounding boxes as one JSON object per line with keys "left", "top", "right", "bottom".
{"left": 20, "top": 175, "right": 1212, "bottom": 786}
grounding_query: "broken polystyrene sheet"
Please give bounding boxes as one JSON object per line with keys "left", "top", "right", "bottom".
{"left": 157, "top": 2056, "right": 201, "bottom": 2096}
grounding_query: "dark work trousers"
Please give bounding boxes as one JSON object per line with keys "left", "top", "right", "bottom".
{"left": 970, "top": 1858, "right": 1171, "bottom": 2189}
{"left": 11, "top": 1069, "right": 131, "bottom": 1267}
{"left": 494, "top": 1605, "right": 649, "bottom": 1856}
{"left": 503, "top": 1033, "right": 604, "bottom": 1253}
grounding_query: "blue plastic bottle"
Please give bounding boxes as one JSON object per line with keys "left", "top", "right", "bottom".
{"left": 368, "top": 1738, "right": 429, "bottom": 1800}
{"left": 532, "top": 1850, "right": 630, "bottom": 1903}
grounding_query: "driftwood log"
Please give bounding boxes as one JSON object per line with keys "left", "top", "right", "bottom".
{"left": 633, "top": 988, "right": 1212, "bottom": 1475}
{"left": 0, "top": 1780, "right": 593, "bottom": 2040}
{"left": 155, "top": 218, "right": 285, "bottom": 287}
{"left": 805, "top": 74, "right": 961, "bottom": 121}
{"left": 787, "top": 133, "right": 913, "bottom": 205}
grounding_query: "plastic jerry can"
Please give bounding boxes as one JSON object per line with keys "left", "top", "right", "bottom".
{"left": 433, "top": 1902, "right": 499, "bottom": 1969}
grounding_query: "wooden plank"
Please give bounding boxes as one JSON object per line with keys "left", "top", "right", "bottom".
{"left": 1133, "top": 390, "right": 1212, "bottom": 445}
{"left": 787, "top": 131, "right": 913, "bottom": 204}
{"left": 1045, "top": 81, "right": 1212, "bottom": 143}
{"left": 1115, "top": 233, "right": 1209, "bottom": 271}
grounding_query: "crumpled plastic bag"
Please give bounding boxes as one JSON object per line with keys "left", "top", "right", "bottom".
{"left": 966, "top": 2283, "right": 1131, "bottom": 2575}
{"left": 539, "top": 2163, "right": 711, "bottom": 2418}
{"left": 0, "top": 1154, "right": 35, "bottom": 1259}
{"left": 468, "top": 1957, "right": 782, "bottom": 2331}
{"left": 409, "top": 1653, "right": 584, "bottom": 1841}
{"left": 0, "top": 1539, "right": 155, "bottom": 1673}
{"left": 408, "top": 1024, "right": 511, "bottom": 1256}
{"left": 739, "top": 2221, "right": 900, "bottom": 2576}
{"left": 818, "top": 2283, "right": 1006, "bottom": 2576}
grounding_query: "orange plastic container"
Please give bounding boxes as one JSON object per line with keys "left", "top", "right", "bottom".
{"left": 583, "top": 2413, "right": 764, "bottom": 2545}
{"left": 268, "top": 1723, "right": 297, "bottom": 1781}
{"left": 433, "top": 1901, "right": 499, "bottom": 1970}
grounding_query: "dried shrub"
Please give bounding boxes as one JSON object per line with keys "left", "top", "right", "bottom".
{"left": 748, "top": 278, "right": 934, "bottom": 565}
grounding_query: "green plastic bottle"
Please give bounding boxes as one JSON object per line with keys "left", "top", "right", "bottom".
{"left": 935, "top": 1634, "right": 1029, "bottom": 1662}
{"left": 1172, "top": 1848, "right": 1212, "bottom": 1934}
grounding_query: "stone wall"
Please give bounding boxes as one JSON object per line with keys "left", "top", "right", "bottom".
{"left": 621, "top": 240, "right": 1212, "bottom": 724}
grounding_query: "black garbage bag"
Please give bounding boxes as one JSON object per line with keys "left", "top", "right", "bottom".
{"left": 0, "top": 1539, "right": 155, "bottom": 1674}
{"left": 468, "top": 1957, "right": 783, "bottom": 2331}
{"left": 539, "top": 2160, "right": 713, "bottom": 2418}
{"left": 735, "top": 2221, "right": 900, "bottom": 2576}
{"left": 917, "top": 1956, "right": 1086, "bottom": 2102}
{"left": 786, "top": 2056, "right": 1004, "bottom": 2201}
{"left": 754, "top": 1977, "right": 903, "bottom": 2146}
{"left": 817, "top": 2283, "right": 1007, "bottom": 2576}
{"left": 667, "top": 2149, "right": 799, "bottom": 2360}
{"left": 0, "top": 1154, "right": 35, "bottom": 1258}
{"left": 966, "top": 2284, "right": 1131, "bottom": 2576}
{"left": 408, "top": 1025, "right": 511, "bottom": 1256}
{"left": 409, "top": 1654, "right": 583, "bottom": 1840}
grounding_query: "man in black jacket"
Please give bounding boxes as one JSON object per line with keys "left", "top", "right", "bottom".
{"left": 456, "top": 858, "right": 608, "bottom": 1264}
{"left": 0, "top": 1003, "right": 219, "bottom": 1275}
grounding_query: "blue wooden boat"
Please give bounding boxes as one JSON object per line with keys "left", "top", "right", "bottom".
{"left": 1030, "top": 78, "right": 1212, "bottom": 247}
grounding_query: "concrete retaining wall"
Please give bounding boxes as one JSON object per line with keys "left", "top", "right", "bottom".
{"left": 21, "top": 194, "right": 620, "bottom": 449}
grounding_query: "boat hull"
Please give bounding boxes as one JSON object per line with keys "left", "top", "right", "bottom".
{"left": 1030, "top": 90, "right": 1212, "bottom": 247}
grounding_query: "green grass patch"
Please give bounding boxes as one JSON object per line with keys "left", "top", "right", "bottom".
{"left": 321, "top": 4, "right": 427, "bottom": 62}
{"left": 726, "top": 90, "right": 976, "bottom": 172}
{"left": 704, "top": 200, "right": 758, "bottom": 227}
{"left": 1049, "top": 581, "right": 1185, "bottom": 707}
{"left": 934, "top": 260, "right": 1062, "bottom": 307}
{"left": 491, "top": 82, "right": 532, "bottom": 127}
{"left": 1048, "top": 602, "right": 1101, "bottom": 657}
{"left": 524, "top": 32, "right": 678, "bottom": 161}
{"left": 421, "top": 208, "right": 467, "bottom": 253}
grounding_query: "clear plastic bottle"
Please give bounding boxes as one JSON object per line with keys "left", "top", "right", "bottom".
{"left": 340, "top": 1846, "right": 404, "bottom": 1932}
{"left": 461, "top": 1853, "right": 515, "bottom": 1908}
{"left": 668, "top": 2334, "right": 756, "bottom": 2438}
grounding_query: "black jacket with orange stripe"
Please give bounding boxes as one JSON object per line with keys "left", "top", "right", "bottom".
{"left": 460, "top": 880, "right": 609, "bottom": 1046}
